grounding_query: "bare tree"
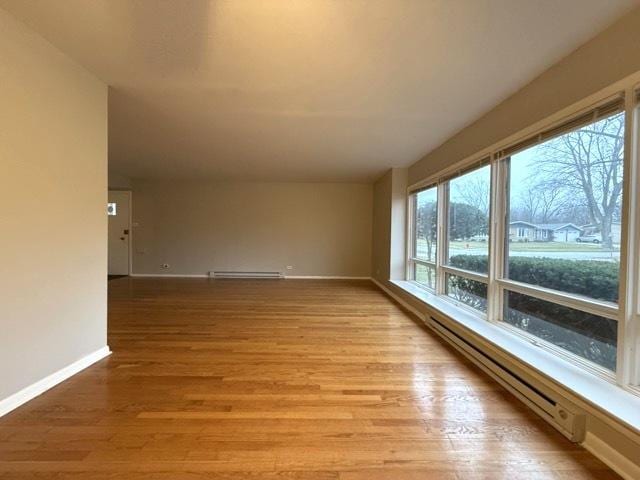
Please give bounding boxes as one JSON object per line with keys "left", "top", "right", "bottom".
{"left": 416, "top": 201, "right": 437, "bottom": 260}
{"left": 514, "top": 181, "right": 568, "bottom": 224}
{"left": 534, "top": 113, "right": 624, "bottom": 248}
{"left": 516, "top": 186, "right": 540, "bottom": 223}
{"left": 453, "top": 175, "right": 490, "bottom": 217}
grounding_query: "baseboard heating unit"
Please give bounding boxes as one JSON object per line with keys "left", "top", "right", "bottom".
{"left": 209, "top": 271, "right": 284, "bottom": 279}
{"left": 426, "top": 314, "right": 586, "bottom": 442}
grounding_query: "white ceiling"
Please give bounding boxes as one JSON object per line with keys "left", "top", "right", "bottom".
{"left": 2, "top": 0, "right": 638, "bottom": 182}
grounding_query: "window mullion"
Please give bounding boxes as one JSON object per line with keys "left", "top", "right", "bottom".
{"left": 632, "top": 96, "right": 640, "bottom": 387}
{"left": 406, "top": 193, "right": 416, "bottom": 281}
{"left": 498, "top": 278, "right": 619, "bottom": 320}
{"left": 436, "top": 183, "right": 448, "bottom": 295}
{"left": 487, "top": 157, "right": 507, "bottom": 324}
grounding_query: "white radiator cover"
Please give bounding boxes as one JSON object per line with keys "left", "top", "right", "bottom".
{"left": 209, "top": 271, "right": 284, "bottom": 279}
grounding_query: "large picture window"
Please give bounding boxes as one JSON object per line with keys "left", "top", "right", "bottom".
{"left": 502, "top": 110, "right": 624, "bottom": 371}
{"left": 506, "top": 112, "right": 624, "bottom": 303}
{"left": 407, "top": 93, "right": 639, "bottom": 384}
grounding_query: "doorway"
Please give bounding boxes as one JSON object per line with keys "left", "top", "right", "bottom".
{"left": 108, "top": 190, "right": 131, "bottom": 276}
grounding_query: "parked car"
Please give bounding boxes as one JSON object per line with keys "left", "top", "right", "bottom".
{"left": 576, "top": 234, "right": 602, "bottom": 243}
{"left": 469, "top": 234, "right": 489, "bottom": 242}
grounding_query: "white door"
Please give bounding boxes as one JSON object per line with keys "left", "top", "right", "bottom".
{"left": 108, "top": 191, "right": 131, "bottom": 275}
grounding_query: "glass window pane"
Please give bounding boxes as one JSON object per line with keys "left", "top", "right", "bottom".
{"left": 447, "top": 165, "right": 491, "bottom": 274}
{"left": 504, "top": 290, "right": 617, "bottom": 371}
{"left": 506, "top": 112, "right": 624, "bottom": 304}
{"left": 415, "top": 187, "right": 438, "bottom": 262}
{"left": 414, "top": 263, "right": 436, "bottom": 291}
{"left": 446, "top": 274, "right": 488, "bottom": 313}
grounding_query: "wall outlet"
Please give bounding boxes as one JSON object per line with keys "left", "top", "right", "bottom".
{"left": 286, "top": 265, "right": 293, "bottom": 270}
{"left": 161, "top": 263, "right": 170, "bottom": 269}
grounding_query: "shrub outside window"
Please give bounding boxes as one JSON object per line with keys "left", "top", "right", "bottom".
{"left": 446, "top": 274, "right": 488, "bottom": 313}
{"left": 503, "top": 290, "right": 617, "bottom": 370}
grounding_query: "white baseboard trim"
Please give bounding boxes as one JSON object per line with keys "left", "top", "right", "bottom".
{"left": 371, "top": 277, "right": 425, "bottom": 320}
{"left": 0, "top": 346, "right": 111, "bottom": 418}
{"left": 130, "top": 274, "right": 372, "bottom": 280}
{"left": 286, "top": 275, "right": 371, "bottom": 280}
{"left": 583, "top": 432, "right": 640, "bottom": 480}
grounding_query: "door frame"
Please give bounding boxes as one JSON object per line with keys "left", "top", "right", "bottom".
{"left": 108, "top": 189, "right": 133, "bottom": 276}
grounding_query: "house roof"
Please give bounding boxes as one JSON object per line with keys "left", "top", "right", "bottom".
{"left": 509, "top": 221, "right": 538, "bottom": 228}
{"left": 509, "top": 221, "right": 583, "bottom": 231}
{"left": 581, "top": 222, "right": 622, "bottom": 228}
{"left": 536, "top": 223, "right": 583, "bottom": 231}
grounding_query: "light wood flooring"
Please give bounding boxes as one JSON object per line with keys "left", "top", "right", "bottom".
{"left": 0, "top": 278, "right": 620, "bottom": 479}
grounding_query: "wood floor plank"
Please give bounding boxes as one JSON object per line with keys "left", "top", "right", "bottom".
{"left": 0, "top": 278, "right": 620, "bottom": 479}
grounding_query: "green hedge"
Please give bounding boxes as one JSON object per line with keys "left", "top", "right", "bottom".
{"left": 448, "top": 254, "right": 618, "bottom": 370}
{"left": 450, "top": 255, "right": 618, "bottom": 302}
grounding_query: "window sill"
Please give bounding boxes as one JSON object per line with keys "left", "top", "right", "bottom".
{"left": 389, "top": 279, "right": 640, "bottom": 439}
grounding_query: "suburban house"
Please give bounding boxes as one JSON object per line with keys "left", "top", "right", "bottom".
{"left": 509, "top": 221, "right": 583, "bottom": 242}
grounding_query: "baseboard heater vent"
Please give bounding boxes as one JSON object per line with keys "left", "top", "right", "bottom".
{"left": 426, "top": 315, "right": 586, "bottom": 442}
{"left": 209, "top": 271, "right": 284, "bottom": 279}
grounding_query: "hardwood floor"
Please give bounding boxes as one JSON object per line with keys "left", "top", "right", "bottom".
{"left": 0, "top": 278, "right": 619, "bottom": 479}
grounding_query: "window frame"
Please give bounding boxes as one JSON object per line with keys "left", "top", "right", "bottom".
{"left": 407, "top": 184, "right": 439, "bottom": 291}
{"left": 439, "top": 170, "right": 490, "bottom": 316}
{"left": 618, "top": 86, "right": 640, "bottom": 390}
{"left": 408, "top": 165, "right": 492, "bottom": 317}
{"left": 406, "top": 87, "right": 640, "bottom": 392}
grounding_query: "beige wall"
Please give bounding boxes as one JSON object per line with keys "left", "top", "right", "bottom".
{"left": 0, "top": 8, "right": 108, "bottom": 400}
{"left": 372, "top": 171, "right": 392, "bottom": 282}
{"left": 389, "top": 168, "right": 408, "bottom": 280}
{"left": 132, "top": 180, "right": 372, "bottom": 277}
{"left": 108, "top": 171, "right": 132, "bottom": 190}
{"left": 372, "top": 168, "right": 407, "bottom": 283}
{"left": 409, "top": 6, "right": 640, "bottom": 185}
{"left": 372, "top": 7, "right": 640, "bottom": 471}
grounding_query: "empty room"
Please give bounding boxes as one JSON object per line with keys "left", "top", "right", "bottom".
{"left": 2, "top": 1, "right": 640, "bottom": 478}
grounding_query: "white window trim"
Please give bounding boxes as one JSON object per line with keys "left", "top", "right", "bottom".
{"left": 407, "top": 185, "right": 439, "bottom": 290}
{"left": 441, "top": 265, "right": 488, "bottom": 284}
{"left": 497, "top": 278, "right": 619, "bottom": 320}
{"left": 435, "top": 182, "right": 448, "bottom": 295}
{"left": 405, "top": 70, "right": 640, "bottom": 392}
